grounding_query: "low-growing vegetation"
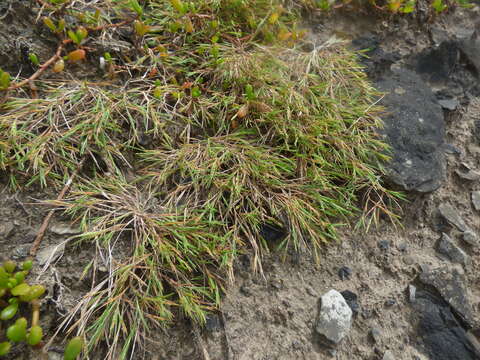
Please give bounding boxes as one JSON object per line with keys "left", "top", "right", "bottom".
{"left": 0, "top": 0, "right": 426, "bottom": 358}
{"left": 0, "top": 259, "right": 83, "bottom": 359}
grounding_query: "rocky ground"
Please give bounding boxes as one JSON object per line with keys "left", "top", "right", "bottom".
{"left": 1, "top": 3, "right": 480, "bottom": 360}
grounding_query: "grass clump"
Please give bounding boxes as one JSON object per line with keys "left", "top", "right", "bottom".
{"left": 53, "top": 176, "right": 230, "bottom": 357}
{"left": 0, "top": 0, "right": 403, "bottom": 358}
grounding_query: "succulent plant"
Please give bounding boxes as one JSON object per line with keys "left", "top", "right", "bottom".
{"left": 0, "top": 259, "right": 45, "bottom": 356}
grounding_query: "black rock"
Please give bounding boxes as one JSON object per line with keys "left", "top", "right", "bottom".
{"left": 338, "top": 266, "right": 352, "bottom": 280}
{"left": 385, "top": 298, "right": 396, "bottom": 307}
{"left": 459, "top": 23, "right": 480, "bottom": 76}
{"left": 259, "top": 222, "right": 287, "bottom": 243}
{"left": 416, "top": 41, "right": 459, "bottom": 85}
{"left": 398, "top": 243, "right": 408, "bottom": 252}
{"left": 436, "top": 233, "right": 470, "bottom": 266}
{"left": 351, "top": 35, "right": 401, "bottom": 80}
{"left": 438, "top": 203, "right": 469, "bottom": 232}
{"left": 463, "top": 230, "right": 479, "bottom": 247}
{"left": 444, "top": 144, "right": 462, "bottom": 155}
{"left": 412, "top": 290, "right": 480, "bottom": 360}
{"left": 205, "top": 314, "right": 222, "bottom": 332}
{"left": 378, "top": 240, "right": 390, "bottom": 251}
{"left": 376, "top": 69, "right": 445, "bottom": 192}
{"left": 419, "top": 266, "right": 476, "bottom": 328}
{"left": 340, "top": 290, "right": 360, "bottom": 316}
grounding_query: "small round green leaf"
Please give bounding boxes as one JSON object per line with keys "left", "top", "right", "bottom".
{"left": 19, "top": 284, "right": 45, "bottom": 302}
{"left": 64, "top": 336, "right": 84, "bottom": 360}
{"left": 0, "top": 267, "right": 8, "bottom": 280}
{"left": 6, "top": 278, "right": 17, "bottom": 289}
{"left": 6, "top": 324, "right": 27, "bottom": 342}
{"left": 11, "top": 283, "right": 30, "bottom": 296}
{"left": 15, "top": 317, "right": 28, "bottom": 329}
{"left": 14, "top": 271, "right": 28, "bottom": 284}
{"left": 27, "top": 325, "right": 43, "bottom": 346}
{"left": 0, "top": 303, "right": 18, "bottom": 320}
{"left": 21, "top": 260, "right": 33, "bottom": 271}
{"left": 3, "top": 261, "right": 16, "bottom": 274}
{"left": 0, "top": 342, "right": 11, "bottom": 356}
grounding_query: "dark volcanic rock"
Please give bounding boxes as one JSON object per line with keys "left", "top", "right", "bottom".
{"left": 438, "top": 203, "right": 469, "bottom": 232}
{"left": 412, "top": 290, "right": 480, "bottom": 360}
{"left": 351, "top": 35, "right": 401, "bottom": 80}
{"left": 376, "top": 69, "right": 446, "bottom": 192}
{"left": 338, "top": 266, "right": 352, "bottom": 280}
{"left": 459, "top": 22, "right": 480, "bottom": 76}
{"left": 436, "top": 233, "right": 470, "bottom": 266}
{"left": 259, "top": 223, "right": 286, "bottom": 243}
{"left": 419, "top": 266, "right": 476, "bottom": 328}
{"left": 416, "top": 41, "right": 459, "bottom": 84}
{"left": 340, "top": 290, "right": 360, "bottom": 317}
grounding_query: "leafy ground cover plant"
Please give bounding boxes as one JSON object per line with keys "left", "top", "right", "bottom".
{"left": 0, "top": 259, "right": 45, "bottom": 357}
{"left": 307, "top": 0, "right": 472, "bottom": 14}
{"left": 0, "top": 0, "right": 405, "bottom": 358}
{"left": 0, "top": 259, "right": 83, "bottom": 359}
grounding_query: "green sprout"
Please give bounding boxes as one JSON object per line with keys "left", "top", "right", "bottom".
{"left": 67, "top": 27, "right": 88, "bottom": 46}
{"left": 28, "top": 53, "right": 40, "bottom": 67}
{"left": 432, "top": 0, "right": 448, "bottom": 12}
{"left": 0, "top": 70, "right": 10, "bottom": 90}
{"left": 128, "top": 0, "right": 143, "bottom": 16}
{"left": 64, "top": 337, "right": 84, "bottom": 360}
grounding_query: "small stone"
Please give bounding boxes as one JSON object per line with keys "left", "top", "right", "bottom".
{"left": 444, "top": 144, "right": 462, "bottom": 155}
{"left": 47, "top": 352, "right": 63, "bottom": 360}
{"left": 472, "top": 191, "right": 480, "bottom": 211}
{"left": 36, "top": 243, "right": 65, "bottom": 266}
{"left": 340, "top": 290, "right": 360, "bottom": 316}
{"left": 291, "top": 340, "right": 302, "bottom": 351}
{"left": 338, "top": 266, "right": 352, "bottom": 280}
{"left": 205, "top": 314, "right": 221, "bottom": 332}
{"left": 370, "top": 327, "right": 382, "bottom": 343}
{"left": 383, "top": 350, "right": 396, "bottom": 360}
{"left": 398, "top": 243, "right": 408, "bottom": 252}
{"left": 378, "top": 240, "right": 390, "bottom": 251}
{"left": 11, "top": 244, "right": 29, "bottom": 259}
{"left": 362, "top": 309, "right": 374, "bottom": 319}
{"left": 49, "top": 223, "right": 81, "bottom": 235}
{"left": 438, "top": 203, "right": 469, "bottom": 232}
{"left": 315, "top": 289, "right": 353, "bottom": 344}
{"left": 240, "top": 284, "right": 253, "bottom": 297}
{"left": 0, "top": 222, "right": 14, "bottom": 238}
{"left": 437, "top": 233, "right": 470, "bottom": 266}
{"left": 385, "top": 298, "right": 396, "bottom": 307}
{"left": 403, "top": 256, "right": 415, "bottom": 265}
{"left": 409, "top": 285, "right": 416, "bottom": 303}
{"left": 328, "top": 349, "right": 337, "bottom": 357}
{"left": 305, "top": 285, "right": 317, "bottom": 297}
{"left": 438, "top": 98, "right": 459, "bottom": 110}
{"left": 455, "top": 169, "right": 480, "bottom": 181}
{"left": 462, "top": 230, "right": 478, "bottom": 247}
